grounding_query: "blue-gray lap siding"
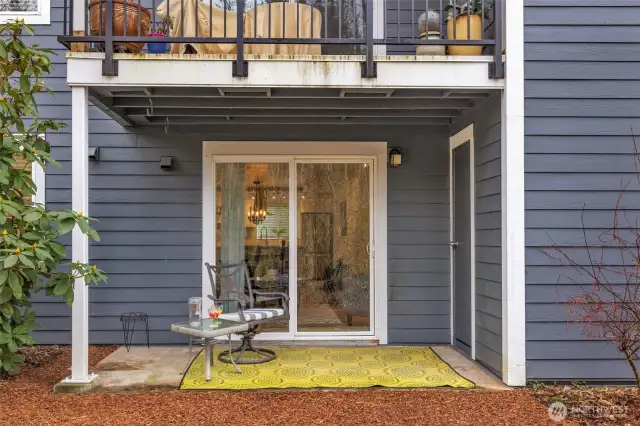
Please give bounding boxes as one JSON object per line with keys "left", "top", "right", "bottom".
{"left": 450, "top": 94, "right": 502, "bottom": 376}
{"left": 31, "top": 111, "right": 454, "bottom": 343}
{"left": 28, "top": 0, "right": 450, "bottom": 346}
{"left": 525, "top": 0, "right": 640, "bottom": 382}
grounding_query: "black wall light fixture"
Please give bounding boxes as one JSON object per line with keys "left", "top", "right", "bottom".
{"left": 388, "top": 148, "right": 402, "bottom": 167}
{"left": 88, "top": 147, "right": 100, "bottom": 161}
{"left": 160, "top": 156, "right": 175, "bottom": 170}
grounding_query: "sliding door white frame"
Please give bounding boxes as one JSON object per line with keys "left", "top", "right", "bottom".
{"left": 202, "top": 142, "right": 388, "bottom": 343}
{"left": 293, "top": 157, "right": 374, "bottom": 339}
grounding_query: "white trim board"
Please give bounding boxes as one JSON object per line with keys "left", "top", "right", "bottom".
{"left": 14, "top": 133, "right": 46, "bottom": 206}
{"left": 32, "top": 159, "right": 45, "bottom": 206}
{"left": 501, "top": 0, "right": 526, "bottom": 386}
{"left": 33, "top": 133, "right": 46, "bottom": 206}
{"left": 0, "top": 0, "right": 51, "bottom": 25}
{"left": 201, "top": 141, "right": 388, "bottom": 344}
{"left": 372, "top": 0, "right": 385, "bottom": 57}
{"left": 69, "top": 86, "right": 94, "bottom": 384}
{"left": 67, "top": 56, "right": 504, "bottom": 90}
{"left": 449, "top": 124, "right": 476, "bottom": 361}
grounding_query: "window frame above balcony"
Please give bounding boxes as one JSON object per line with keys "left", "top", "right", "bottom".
{"left": 0, "top": 0, "right": 51, "bottom": 25}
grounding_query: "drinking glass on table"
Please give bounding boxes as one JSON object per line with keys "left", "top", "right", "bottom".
{"left": 208, "top": 303, "right": 223, "bottom": 327}
{"left": 188, "top": 297, "right": 202, "bottom": 326}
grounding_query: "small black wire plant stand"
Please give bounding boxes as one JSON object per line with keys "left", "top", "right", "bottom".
{"left": 120, "top": 312, "right": 150, "bottom": 352}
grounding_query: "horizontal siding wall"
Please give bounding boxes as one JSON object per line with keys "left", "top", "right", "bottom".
{"left": 387, "top": 129, "right": 451, "bottom": 344}
{"left": 451, "top": 94, "right": 502, "bottom": 376}
{"left": 34, "top": 131, "right": 204, "bottom": 345}
{"left": 24, "top": 0, "right": 453, "bottom": 345}
{"left": 25, "top": 0, "right": 205, "bottom": 344}
{"left": 33, "top": 114, "right": 452, "bottom": 343}
{"left": 525, "top": 0, "right": 640, "bottom": 382}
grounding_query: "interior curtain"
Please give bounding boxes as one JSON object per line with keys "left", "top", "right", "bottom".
{"left": 220, "top": 163, "right": 246, "bottom": 312}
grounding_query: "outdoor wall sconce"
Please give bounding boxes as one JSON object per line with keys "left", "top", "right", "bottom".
{"left": 160, "top": 156, "right": 175, "bottom": 170}
{"left": 389, "top": 148, "right": 402, "bottom": 167}
{"left": 88, "top": 147, "right": 100, "bottom": 161}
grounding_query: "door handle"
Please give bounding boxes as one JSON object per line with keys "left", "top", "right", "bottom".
{"left": 366, "top": 242, "right": 370, "bottom": 255}
{"left": 450, "top": 241, "right": 459, "bottom": 248}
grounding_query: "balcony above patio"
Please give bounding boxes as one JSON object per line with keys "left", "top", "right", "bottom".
{"left": 83, "top": 85, "right": 500, "bottom": 129}
{"left": 59, "top": 0, "right": 504, "bottom": 86}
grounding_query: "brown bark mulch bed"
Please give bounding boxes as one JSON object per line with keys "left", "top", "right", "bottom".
{"left": 529, "top": 383, "right": 640, "bottom": 425}
{"left": 0, "top": 345, "right": 566, "bottom": 426}
{"left": 18, "top": 345, "right": 66, "bottom": 368}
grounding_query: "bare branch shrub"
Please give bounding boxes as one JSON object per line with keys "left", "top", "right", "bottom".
{"left": 548, "top": 130, "right": 640, "bottom": 388}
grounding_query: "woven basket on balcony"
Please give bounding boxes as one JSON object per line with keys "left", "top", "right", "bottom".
{"left": 89, "top": 0, "right": 152, "bottom": 53}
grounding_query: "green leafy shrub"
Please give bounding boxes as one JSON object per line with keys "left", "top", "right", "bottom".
{"left": 0, "top": 20, "right": 106, "bottom": 374}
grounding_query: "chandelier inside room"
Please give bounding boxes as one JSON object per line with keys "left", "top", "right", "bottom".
{"left": 247, "top": 180, "right": 267, "bottom": 224}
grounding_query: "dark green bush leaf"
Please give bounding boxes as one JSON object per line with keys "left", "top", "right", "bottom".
{"left": 0, "top": 21, "right": 105, "bottom": 375}
{"left": 22, "top": 211, "right": 42, "bottom": 222}
{"left": 7, "top": 272, "right": 21, "bottom": 298}
{"left": 3, "top": 254, "right": 17, "bottom": 268}
{"left": 57, "top": 217, "right": 76, "bottom": 235}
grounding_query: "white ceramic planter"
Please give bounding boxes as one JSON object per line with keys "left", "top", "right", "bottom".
{"left": 416, "top": 31, "right": 445, "bottom": 56}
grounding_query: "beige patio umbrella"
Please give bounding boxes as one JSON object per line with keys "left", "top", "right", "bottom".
{"left": 156, "top": 0, "right": 237, "bottom": 54}
{"left": 245, "top": 2, "right": 322, "bottom": 55}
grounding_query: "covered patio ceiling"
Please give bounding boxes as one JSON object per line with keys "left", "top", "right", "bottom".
{"left": 89, "top": 87, "right": 498, "bottom": 129}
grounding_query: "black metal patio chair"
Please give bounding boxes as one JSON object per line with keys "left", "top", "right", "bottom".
{"left": 204, "top": 262, "right": 289, "bottom": 364}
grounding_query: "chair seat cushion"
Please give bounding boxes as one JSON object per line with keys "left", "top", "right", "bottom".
{"left": 219, "top": 308, "right": 285, "bottom": 322}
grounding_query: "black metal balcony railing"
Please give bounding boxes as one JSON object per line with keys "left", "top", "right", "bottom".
{"left": 57, "top": 0, "right": 503, "bottom": 79}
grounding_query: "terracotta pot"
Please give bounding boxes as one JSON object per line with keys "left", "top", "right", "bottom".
{"left": 89, "top": 0, "right": 152, "bottom": 53}
{"left": 446, "top": 14, "right": 483, "bottom": 56}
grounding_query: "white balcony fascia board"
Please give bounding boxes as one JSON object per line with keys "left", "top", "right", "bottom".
{"left": 66, "top": 54, "right": 505, "bottom": 90}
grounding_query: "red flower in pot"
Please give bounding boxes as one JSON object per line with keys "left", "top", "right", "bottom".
{"left": 148, "top": 16, "right": 173, "bottom": 54}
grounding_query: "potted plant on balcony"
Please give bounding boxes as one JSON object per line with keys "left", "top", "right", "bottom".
{"left": 445, "top": 0, "right": 490, "bottom": 56}
{"left": 89, "top": 0, "right": 152, "bottom": 53}
{"left": 416, "top": 10, "right": 445, "bottom": 56}
{"left": 147, "top": 16, "right": 173, "bottom": 53}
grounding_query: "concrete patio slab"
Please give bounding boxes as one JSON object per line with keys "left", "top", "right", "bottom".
{"left": 94, "top": 346, "right": 193, "bottom": 391}
{"left": 90, "top": 345, "right": 509, "bottom": 392}
{"left": 431, "top": 346, "right": 509, "bottom": 390}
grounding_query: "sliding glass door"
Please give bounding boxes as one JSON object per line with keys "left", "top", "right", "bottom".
{"left": 213, "top": 157, "right": 374, "bottom": 338}
{"left": 296, "top": 162, "right": 372, "bottom": 334}
{"left": 215, "top": 161, "right": 290, "bottom": 332}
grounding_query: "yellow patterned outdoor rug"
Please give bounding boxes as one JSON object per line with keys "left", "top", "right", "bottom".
{"left": 180, "top": 346, "right": 474, "bottom": 390}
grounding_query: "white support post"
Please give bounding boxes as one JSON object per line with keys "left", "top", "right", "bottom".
{"left": 32, "top": 160, "right": 46, "bottom": 206}
{"left": 66, "top": 86, "right": 96, "bottom": 384}
{"left": 501, "top": 0, "right": 526, "bottom": 386}
{"left": 72, "top": 0, "right": 86, "bottom": 34}
{"left": 202, "top": 150, "right": 214, "bottom": 315}
{"left": 372, "top": 0, "right": 385, "bottom": 57}
{"left": 71, "top": 0, "right": 88, "bottom": 53}
{"left": 376, "top": 150, "right": 388, "bottom": 344}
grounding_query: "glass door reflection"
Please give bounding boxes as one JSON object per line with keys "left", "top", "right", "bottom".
{"left": 296, "top": 162, "right": 372, "bottom": 333}
{"left": 215, "top": 162, "right": 290, "bottom": 332}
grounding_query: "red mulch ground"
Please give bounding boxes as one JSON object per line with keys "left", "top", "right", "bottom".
{"left": 0, "top": 346, "right": 570, "bottom": 426}
{"left": 529, "top": 383, "right": 639, "bottom": 425}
